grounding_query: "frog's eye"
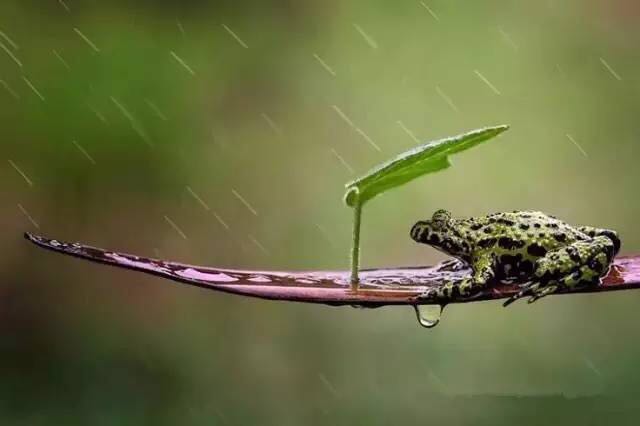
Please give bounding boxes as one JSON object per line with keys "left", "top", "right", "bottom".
{"left": 431, "top": 209, "right": 451, "bottom": 229}
{"left": 432, "top": 209, "right": 451, "bottom": 222}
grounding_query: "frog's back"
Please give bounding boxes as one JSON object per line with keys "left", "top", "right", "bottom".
{"left": 461, "top": 210, "right": 586, "bottom": 250}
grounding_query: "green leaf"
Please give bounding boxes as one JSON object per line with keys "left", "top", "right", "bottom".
{"left": 343, "top": 125, "right": 509, "bottom": 207}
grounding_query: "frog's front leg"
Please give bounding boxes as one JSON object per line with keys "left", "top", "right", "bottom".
{"left": 415, "top": 254, "right": 496, "bottom": 301}
{"left": 504, "top": 236, "right": 616, "bottom": 306}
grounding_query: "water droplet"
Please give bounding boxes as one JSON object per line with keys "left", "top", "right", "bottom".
{"left": 413, "top": 304, "right": 445, "bottom": 329}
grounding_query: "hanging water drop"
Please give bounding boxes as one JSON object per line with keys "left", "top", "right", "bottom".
{"left": 413, "top": 304, "right": 445, "bottom": 329}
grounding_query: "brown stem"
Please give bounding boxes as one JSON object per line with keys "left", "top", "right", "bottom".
{"left": 24, "top": 232, "right": 639, "bottom": 307}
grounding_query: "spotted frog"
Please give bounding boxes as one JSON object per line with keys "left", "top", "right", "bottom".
{"left": 410, "top": 210, "right": 621, "bottom": 305}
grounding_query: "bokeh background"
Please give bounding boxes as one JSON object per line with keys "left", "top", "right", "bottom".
{"left": 2, "top": 0, "right": 640, "bottom": 424}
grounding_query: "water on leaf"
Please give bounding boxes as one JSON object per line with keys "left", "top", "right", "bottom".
{"left": 413, "top": 304, "right": 445, "bottom": 329}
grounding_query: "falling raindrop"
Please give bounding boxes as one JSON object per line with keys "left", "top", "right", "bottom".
{"left": 413, "top": 304, "right": 445, "bottom": 329}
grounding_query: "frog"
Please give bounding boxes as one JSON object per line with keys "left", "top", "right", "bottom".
{"left": 409, "top": 209, "right": 621, "bottom": 305}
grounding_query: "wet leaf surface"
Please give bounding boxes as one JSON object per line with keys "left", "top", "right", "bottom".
{"left": 24, "top": 232, "right": 640, "bottom": 308}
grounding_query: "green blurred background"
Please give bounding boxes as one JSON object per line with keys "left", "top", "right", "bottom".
{"left": 3, "top": 0, "right": 640, "bottom": 424}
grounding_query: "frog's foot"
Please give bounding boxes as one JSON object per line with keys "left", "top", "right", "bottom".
{"left": 527, "top": 285, "right": 559, "bottom": 303}
{"left": 503, "top": 282, "right": 559, "bottom": 306}
{"left": 504, "top": 269, "right": 604, "bottom": 306}
{"left": 412, "top": 285, "right": 453, "bottom": 302}
{"left": 412, "top": 278, "right": 478, "bottom": 302}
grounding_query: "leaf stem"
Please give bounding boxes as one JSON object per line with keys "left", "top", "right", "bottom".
{"left": 350, "top": 200, "right": 363, "bottom": 290}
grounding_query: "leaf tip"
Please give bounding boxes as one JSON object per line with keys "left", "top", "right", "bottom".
{"left": 494, "top": 124, "right": 510, "bottom": 133}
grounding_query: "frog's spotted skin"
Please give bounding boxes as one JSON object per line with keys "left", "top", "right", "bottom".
{"left": 410, "top": 210, "right": 620, "bottom": 305}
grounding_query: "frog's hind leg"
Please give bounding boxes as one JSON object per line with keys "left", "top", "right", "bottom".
{"left": 503, "top": 236, "right": 615, "bottom": 306}
{"left": 577, "top": 226, "right": 621, "bottom": 256}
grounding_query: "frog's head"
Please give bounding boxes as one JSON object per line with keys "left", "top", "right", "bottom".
{"left": 410, "top": 209, "right": 470, "bottom": 259}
